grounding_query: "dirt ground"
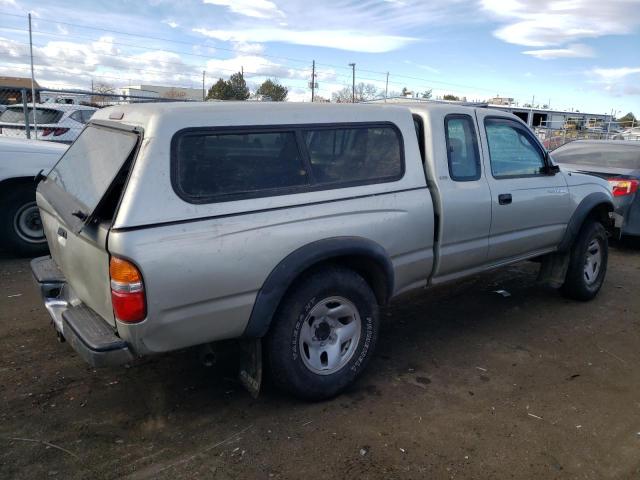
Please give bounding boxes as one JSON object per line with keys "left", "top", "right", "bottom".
{"left": 1, "top": 243, "right": 639, "bottom": 480}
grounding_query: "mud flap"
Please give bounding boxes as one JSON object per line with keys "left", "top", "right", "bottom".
{"left": 537, "top": 252, "right": 570, "bottom": 288}
{"left": 238, "top": 339, "right": 262, "bottom": 399}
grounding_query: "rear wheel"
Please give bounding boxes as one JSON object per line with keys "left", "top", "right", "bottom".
{"left": 562, "top": 220, "right": 608, "bottom": 301}
{"left": 0, "top": 184, "right": 48, "bottom": 257}
{"left": 266, "top": 266, "right": 379, "bottom": 400}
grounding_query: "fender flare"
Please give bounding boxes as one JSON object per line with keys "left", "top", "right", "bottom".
{"left": 243, "top": 236, "right": 394, "bottom": 338}
{"left": 557, "top": 192, "right": 613, "bottom": 252}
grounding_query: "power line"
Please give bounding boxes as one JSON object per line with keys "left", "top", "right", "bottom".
{"left": 1, "top": 15, "right": 498, "bottom": 93}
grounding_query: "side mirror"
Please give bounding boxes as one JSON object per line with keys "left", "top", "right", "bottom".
{"left": 544, "top": 163, "right": 560, "bottom": 175}
{"left": 543, "top": 152, "right": 560, "bottom": 175}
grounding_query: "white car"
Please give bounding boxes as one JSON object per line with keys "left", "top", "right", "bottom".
{"left": 0, "top": 137, "right": 67, "bottom": 255}
{"left": 0, "top": 104, "right": 96, "bottom": 144}
{"left": 621, "top": 127, "right": 640, "bottom": 141}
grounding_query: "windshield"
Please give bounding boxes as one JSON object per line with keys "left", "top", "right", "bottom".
{"left": 0, "top": 106, "right": 64, "bottom": 124}
{"left": 552, "top": 143, "right": 640, "bottom": 170}
{"left": 47, "top": 124, "right": 138, "bottom": 214}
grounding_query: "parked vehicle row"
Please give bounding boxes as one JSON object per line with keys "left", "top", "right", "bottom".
{"left": 552, "top": 140, "right": 640, "bottom": 238}
{"left": 0, "top": 103, "right": 96, "bottom": 144}
{"left": 28, "top": 101, "right": 617, "bottom": 400}
{"left": 0, "top": 137, "right": 66, "bottom": 255}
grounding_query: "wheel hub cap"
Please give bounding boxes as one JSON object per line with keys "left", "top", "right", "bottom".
{"left": 299, "top": 296, "right": 361, "bottom": 375}
{"left": 13, "top": 202, "right": 45, "bottom": 244}
{"left": 583, "top": 238, "right": 602, "bottom": 285}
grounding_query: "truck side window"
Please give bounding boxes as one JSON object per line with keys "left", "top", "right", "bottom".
{"left": 485, "top": 118, "right": 545, "bottom": 178}
{"left": 444, "top": 115, "right": 481, "bottom": 181}
{"left": 173, "top": 131, "right": 309, "bottom": 201}
{"left": 303, "top": 125, "right": 403, "bottom": 185}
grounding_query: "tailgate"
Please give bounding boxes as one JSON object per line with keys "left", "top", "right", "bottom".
{"left": 36, "top": 123, "right": 140, "bottom": 327}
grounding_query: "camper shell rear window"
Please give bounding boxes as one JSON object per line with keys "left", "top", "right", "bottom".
{"left": 171, "top": 122, "right": 405, "bottom": 204}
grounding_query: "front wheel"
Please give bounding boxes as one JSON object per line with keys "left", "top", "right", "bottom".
{"left": 562, "top": 220, "right": 608, "bottom": 301}
{"left": 265, "top": 266, "right": 379, "bottom": 400}
{"left": 0, "top": 184, "right": 49, "bottom": 257}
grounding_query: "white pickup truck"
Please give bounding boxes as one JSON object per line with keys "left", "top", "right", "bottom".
{"left": 31, "top": 102, "right": 615, "bottom": 399}
{"left": 0, "top": 137, "right": 66, "bottom": 255}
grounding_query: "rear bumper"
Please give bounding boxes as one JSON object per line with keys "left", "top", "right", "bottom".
{"left": 30, "top": 256, "right": 134, "bottom": 367}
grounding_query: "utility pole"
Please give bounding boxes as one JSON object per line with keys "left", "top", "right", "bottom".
{"left": 202, "top": 70, "right": 205, "bottom": 101}
{"left": 241, "top": 66, "right": 244, "bottom": 79}
{"left": 28, "top": 13, "right": 37, "bottom": 140}
{"left": 385, "top": 72, "right": 389, "bottom": 102}
{"left": 348, "top": 63, "right": 356, "bottom": 103}
{"left": 311, "top": 60, "right": 316, "bottom": 102}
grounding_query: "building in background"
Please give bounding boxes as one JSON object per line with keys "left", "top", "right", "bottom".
{"left": 0, "top": 76, "right": 41, "bottom": 105}
{"left": 487, "top": 96, "right": 514, "bottom": 106}
{"left": 121, "top": 85, "right": 202, "bottom": 101}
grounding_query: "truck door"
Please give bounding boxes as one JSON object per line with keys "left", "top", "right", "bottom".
{"left": 474, "top": 110, "right": 570, "bottom": 262}
{"left": 426, "top": 112, "right": 492, "bottom": 282}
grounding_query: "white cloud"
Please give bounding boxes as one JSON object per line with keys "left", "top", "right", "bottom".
{"left": 193, "top": 27, "right": 416, "bottom": 53}
{"left": 162, "top": 19, "right": 179, "bottom": 28}
{"left": 233, "top": 41, "right": 265, "bottom": 55}
{"left": 522, "top": 43, "right": 594, "bottom": 59}
{"left": 587, "top": 66, "right": 640, "bottom": 97}
{"left": 590, "top": 66, "right": 640, "bottom": 82}
{"left": 481, "top": 0, "right": 640, "bottom": 47}
{"left": 0, "top": 0, "right": 17, "bottom": 6}
{"left": 403, "top": 60, "right": 440, "bottom": 74}
{"left": 203, "top": 0, "right": 285, "bottom": 19}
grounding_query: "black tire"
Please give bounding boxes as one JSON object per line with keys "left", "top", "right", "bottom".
{"left": 561, "top": 220, "right": 608, "bottom": 301}
{"left": 265, "top": 266, "right": 379, "bottom": 401}
{"left": 0, "top": 184, "right": 48, "bottom": 257}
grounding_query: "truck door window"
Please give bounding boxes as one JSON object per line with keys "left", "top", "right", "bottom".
{"left": 303, "top": 125, "right": 403, "bottom": 185}
{"left": 444, "top": 115, "right": 481, "bottom": 181}
{"left": 485, "top": 118, "right": 545, "bottom": 178}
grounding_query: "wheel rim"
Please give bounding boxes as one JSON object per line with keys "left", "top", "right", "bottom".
{"left": 298, "top": 296, "right": 361, "bottom": 375}
{"left": 583, "top": 238, "right": 602, "bottom": 285}
{"left": 13, "top": 201, "right": 45, "bottom": 244}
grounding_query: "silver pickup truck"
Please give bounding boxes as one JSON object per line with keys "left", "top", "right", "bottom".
{"left": 31, "top": 102, "right": 615, "bottom": 400}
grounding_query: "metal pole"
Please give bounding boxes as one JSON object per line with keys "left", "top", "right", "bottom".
{"left": 202, "top": 70, "right": 205, "bottom": 101}
{"left": 21, "top": 88, "right": 31, "bottom": 140}
{"left": 311, "top": 60, "right": 315, "bottom": 102}
{"left": 28, "top": 13, "right": 38, "bottom": 140}
{"left": 348, "top": 63, "right": 355, "bottom": 103}
{"left": 385, "top": 72, "right": 389, "bottom": 102}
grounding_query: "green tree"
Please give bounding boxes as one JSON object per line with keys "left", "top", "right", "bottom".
{"left": 206, "top": 78, "right": 233, "bottom": 100}
{"left": 443, "top": 94, "right": 460, "bottom": 101}
{"left": 256, "top": 78, "right": 288, "bottom": 101}
{"left": 228, "top": 72, "right": 250, "bottom": 100}
{"left": 421, "top": 89, "right": 432, "bottom": 99}
{"left": 617, "top": 112, "right": 636, "bottom": 127}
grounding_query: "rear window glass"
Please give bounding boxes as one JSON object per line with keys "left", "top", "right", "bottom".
{"left": 0, "top": 107, "right": 64, "bottom": 124}
{"left": 48, "top": 125, "right": 138, "bottom": 212}
{"left": 303, "top": 126, "right": 402, "bottom": 184}
{"left": 174, "top": 131, "right": 309, "bottom": 200}
{"left": 552, "top": 143, "right": 640, "bottom": 170}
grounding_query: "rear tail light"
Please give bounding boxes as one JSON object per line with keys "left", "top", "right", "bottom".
{"left": 608, "top": 178, "right": 639, "bottom": 197}
{"left": 109, "top": 257, "right": 146, "bottom": 323}
{"left": 52, "top": 127, "right": 69, "bottom": 137}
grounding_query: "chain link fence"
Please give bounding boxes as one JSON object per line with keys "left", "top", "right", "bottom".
{"left": 0, "top": 86, "right": 193, "bottom": 144}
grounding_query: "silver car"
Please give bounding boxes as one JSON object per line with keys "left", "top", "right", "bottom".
{"left": 31, "top": 102, "right": 615, "bottom": 399}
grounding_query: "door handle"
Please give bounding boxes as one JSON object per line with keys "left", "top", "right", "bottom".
{"left": 498, "top": 194, "right": 512, "bottom": 205}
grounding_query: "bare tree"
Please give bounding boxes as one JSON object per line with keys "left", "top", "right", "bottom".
{"left": 92, "top": 82, "right": 116, "bottom": 105}
{"left": 332, "top": 82, "right": 382, "bottom": 103}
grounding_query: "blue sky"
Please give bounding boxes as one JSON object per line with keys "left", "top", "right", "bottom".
{"left": 0, "top": 0, "right": 639, "bottom": 115}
